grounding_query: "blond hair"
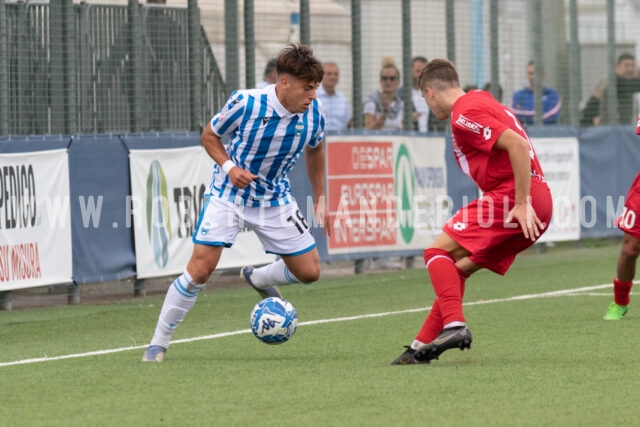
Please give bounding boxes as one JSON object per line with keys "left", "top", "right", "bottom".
{"left": 380, "top": 56, "right": 400, "bottom": 78}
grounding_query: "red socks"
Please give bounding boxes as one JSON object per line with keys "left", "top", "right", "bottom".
{"left": 613, "top": 278, "right": 633, "bottom": 306}
{"left": 458, "top": 267, "right": 469, "bottom": 297}
{"left": 415, "top": 298, "right": 443, "bottom": 344}
{"left": 415, "top": 249, "right": 467, "bottom": 344}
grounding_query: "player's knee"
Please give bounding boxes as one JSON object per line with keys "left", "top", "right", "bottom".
{"left": 621, "top": 242, "right": 640, "bottom": 260}
{"left": 423, "top": 248, "right": 454, "bottom": 267}
{"left": 297, "top": 268, "right": 320, "bottom": 284}
{"left": 190, "top": 270, "right": 213, "bottom": 284}
{"left": 186, "top": 261, "right": 214, "bottom": 284}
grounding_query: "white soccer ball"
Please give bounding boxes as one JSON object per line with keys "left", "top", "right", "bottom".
{"left": 250, "top": 297, "right": 298, "bottom": 344}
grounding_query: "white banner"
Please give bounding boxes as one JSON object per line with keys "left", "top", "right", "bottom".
{"left": 326, "top": 135, "right": 448, "bottom": 255}
{"left": 533, "top": 137, "right": 581, "bottom": 242}
{"left": 0, "top": 149, "right": 72, "bottom": 290}
{"left": 129, "top": 146, "right": 275, "bottom": 279}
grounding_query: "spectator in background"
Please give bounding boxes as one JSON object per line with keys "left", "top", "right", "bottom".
{"left": 317, "top": 62, "right": 352, "bottom": 131}
{"left": 256, "top": 58, "right": 277, "bottom": 89}
{"left": 364, "top": 57, "right": 404, "bottom": 130}
{"left": 599, "top": 52, "right": 640, "bottom": 125}
{"left": 410, "top": 56, "right": 430, "bottom": 132}
{"left": 511, "top": 60, "right": 561, "bottom": 125}
{"left": 357, "top": 57, "right": 404, "bottom": 274}
{"left": 581, "top": 53, "right": 640, "bottom": 126}
{"left": 580, "top": 77, "right": 607, "bottom": 126}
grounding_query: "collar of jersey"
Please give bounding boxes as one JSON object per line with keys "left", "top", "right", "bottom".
{"left": 267, "top": 84, "right": 299, "bottom": 118}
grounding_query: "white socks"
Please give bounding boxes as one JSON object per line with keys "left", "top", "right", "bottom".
{"left": 149, "top": 271, "right": 205, "bottom": 349}
{"left": 248, "top": 259, "right": 301, "bottom": 289}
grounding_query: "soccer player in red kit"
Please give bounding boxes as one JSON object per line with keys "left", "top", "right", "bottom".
{"left": 391, "top": 59, "right": 553, "bottom": 365}
{"left": 602, "top": 116, "right": 640, "bottom": 320}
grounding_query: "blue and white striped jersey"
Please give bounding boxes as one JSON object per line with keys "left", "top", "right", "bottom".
{"left": 207, "top": 85, "right": 326, "bottom": 207}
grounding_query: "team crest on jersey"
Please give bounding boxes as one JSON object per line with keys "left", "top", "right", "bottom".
{"left": 455, "top": 114, "right": 482, "bottom": 134}
{"left": 295, "top": 121, "right": 305, "bottom": 136}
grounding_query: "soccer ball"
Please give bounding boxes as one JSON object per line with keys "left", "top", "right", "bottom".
{"left": 250, "top": 297, "right": 298, "bottom": 344}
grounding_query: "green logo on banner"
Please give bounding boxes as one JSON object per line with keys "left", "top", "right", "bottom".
{"left": 146, "top": 160, "right": 171, "bottom": 269}
{"left": 395, "top": 144, "right": 414, "bottom": 244}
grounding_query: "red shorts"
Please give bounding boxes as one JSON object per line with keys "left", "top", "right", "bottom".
{"left": 443, "top": 179, "right": 553, "bottom": 275}
{"left": 616, "top": 173, "right": 640, "bottom": 239}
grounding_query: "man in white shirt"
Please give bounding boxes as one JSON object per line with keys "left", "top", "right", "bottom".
{"left": 256, "top": 58, "right": 277, "bottom": 89}
{"left": 316, "top": 62, "right": 352, "bottom": 131}
{"left": 411, "top": 56, "right": 430, "bottom": 132}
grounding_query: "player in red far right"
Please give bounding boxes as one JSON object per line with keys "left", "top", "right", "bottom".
{"left": 391, "top": 59, "right": 553, "bottom": 365}
{"left": 603, "top": 116, "right": 640, "bottom": 320}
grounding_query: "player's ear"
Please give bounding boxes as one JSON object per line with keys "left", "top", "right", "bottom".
{"left": 279, "top": 74, "right": 289, "bottom": 88}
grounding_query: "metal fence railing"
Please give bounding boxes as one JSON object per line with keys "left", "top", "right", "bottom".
{"left": 1, "top": 0, "right": 225, "bottom": 136}
{"left": 2, "top": 0, "right": 640, "bottom": 136}
{"left": 227, "top": 0, "right": 639, "bottom": 129}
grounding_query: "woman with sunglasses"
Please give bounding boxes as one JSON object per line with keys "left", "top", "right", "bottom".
{"left": 363, "top": 57, "right": 404, "bottom": 130}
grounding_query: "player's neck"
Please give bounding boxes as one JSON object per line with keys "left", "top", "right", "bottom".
{"left": 275, "top": 84, "right": 297, "bottom": 113}
{"left": 444, "top": 88, "right": 466, "bottom": 112}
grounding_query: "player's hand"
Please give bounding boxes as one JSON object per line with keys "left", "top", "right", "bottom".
{"left": 314, "top": 201, "right": 331, "bottom": 237}
{"left": 505, "top": 200, "right": 545, "bottom": 241}
{"left": 227, "top": 167, "right": 258, "bottom": 189}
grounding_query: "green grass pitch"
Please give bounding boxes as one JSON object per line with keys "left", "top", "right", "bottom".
{"left": 1, "top": 241, "right": 638, "bottom": 426}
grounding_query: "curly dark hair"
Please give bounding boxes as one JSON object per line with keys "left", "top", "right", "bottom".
{"left": 275, "top": 43, "right": 324, "bottom": 83}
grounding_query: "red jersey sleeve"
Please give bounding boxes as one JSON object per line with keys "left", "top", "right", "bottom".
{"left": 451, "top": 96, "right": 512, "bottom": 154}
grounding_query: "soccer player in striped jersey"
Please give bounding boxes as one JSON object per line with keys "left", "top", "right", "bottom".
{"left": 391, "top": 59, "right": 552, "bottom": 365}
{"left": 142, "top": 43, "right": 329, "bottom": 362}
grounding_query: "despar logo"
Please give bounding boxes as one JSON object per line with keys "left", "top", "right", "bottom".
{"left": 146, "top": 160, "right": 171, "bottom": 269}
{"left": 395, "top": 144, "right": 415, "bottom": 244}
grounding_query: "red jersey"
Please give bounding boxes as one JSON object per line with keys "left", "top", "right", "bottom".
{"left": 617, "top": 172, "right": 640, "bottom": 239}
{"left": 450, "top": 90, "right": 545, "bottom": 193}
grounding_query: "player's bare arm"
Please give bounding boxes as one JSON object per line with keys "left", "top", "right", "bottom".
{"left": 304, "top": 142, "right": 330, "bottom": 237}
{"left": 201, "top": 124, "right": 257, "bottom": 189}
{"left": 494, "top": 128, "right": 544, "bottom": 241}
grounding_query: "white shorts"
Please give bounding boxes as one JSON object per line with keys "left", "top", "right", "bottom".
{"left": 192, "top": 195, "right": 316, "bottom": 256}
